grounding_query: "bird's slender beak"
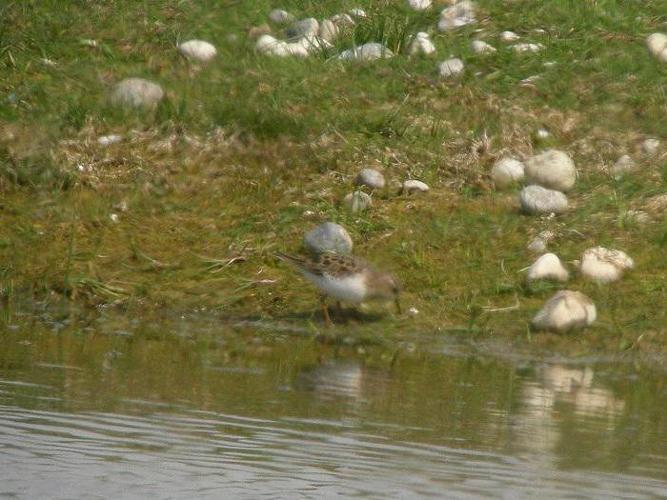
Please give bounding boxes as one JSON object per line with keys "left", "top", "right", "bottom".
{"left": 394, "top": 297, "right": 402, "bottom": 315}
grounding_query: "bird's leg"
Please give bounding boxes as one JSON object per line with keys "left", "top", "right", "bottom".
{"left": 320, "top": 295, "right": 332, "bottom": 326}
{"left": 335, "top": 301, "right": 344, "bottom": 317}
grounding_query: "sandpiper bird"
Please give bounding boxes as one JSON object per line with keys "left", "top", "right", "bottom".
{"left": 276, "top": 252, "right": 401, "bottom": 325}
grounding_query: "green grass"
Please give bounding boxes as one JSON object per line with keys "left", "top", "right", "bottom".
{"left": 1, "top": 0, "right": 667, "bottom": 354}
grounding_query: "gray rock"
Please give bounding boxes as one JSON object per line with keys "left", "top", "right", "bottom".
{"left": 285, "top": 18, "right": 319, "bottom": 40}
{"left": 524, "top": 149, "right": 576, "bottom": 191}
{"left": 354, "top": 168, "right": 385, "bottom": 189}
{"left": 269, "top": 9, "right": 294, "bottom": 25}
{"left": 343, "top": 191, "right": 372, "bottom": 213}
{"left": 520, "top": 185, "right": 568, "bottom": 215}
{"left": 304, "top": 222, "right": 353, "bottom": 255}
{"left": 111, "top": 78, "right": 164, "bottom": 108}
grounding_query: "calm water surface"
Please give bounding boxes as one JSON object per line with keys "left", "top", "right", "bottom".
{"left": 1, "top": 310, "right": 666, "bottom": 499}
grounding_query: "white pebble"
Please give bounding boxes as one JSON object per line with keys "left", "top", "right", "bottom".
{"left": 578, "top": 247, "right": 634, "bottom": 283}
{"left": 110, "top": 213, "right": 120, "bottom": 223}
{"left": 407, "top": 0, "right": 431, "bottom": 10}
{"left": 402, "top": 179, "right": 430, "bottom": 194}
{"left": 512, "top": 43, "right": 544, "bottom": 53}
{"left": 285, "top": 18, "right": 319, "bottom": 40}
{"left": 408, "top": 32, "right": 436, "bottom": 56}
{"left": 178, "top": 40, "right": 217, "bottom": 62}
{"left": 642, "top": 138, "right": 660, "bottom": 156}
{"left": 438, "top": 1, "right": 476, "bottom": 31}
{"left": 491, "top": 157, "right": 524, "bottom": 188}
{"left": 319, "top": 19, "right": 339, "bottom": 42}
{"left": 97, "top": 134, "right": 122, "bottom": 146}
{"left": 500, "top": 31, "right": 520, "bottom": 42}
{"left": 647, "top": 33, "right": 667, "bottom": 63}
{"left": 349, "top": 8, "right": 367, "bottom": 18}
{"left": 525, "top": 149, "right": 577, "bottom": 191}
{"left": 471, "top": 40, "right": 496, "bottom": 54}
{"left": 535, "top": 128, "right": 550, "bottom": 139}
{"left": 438, "top": 57, "right": 464, "bottom": 78}
{"left": 532, "top": 290, "right": 596, "bottom": 332}
{"left": 338, "top": 43, "right": 393, "bottom": 61}
{"left": 526, "top": 253, "right": 569, "bottom": 283}
{"left": 407, "top": 307, "right": 420, "bottom": 317}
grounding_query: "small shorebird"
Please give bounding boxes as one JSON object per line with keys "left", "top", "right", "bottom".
{"left": 276, "top": 252, "right": 401, "bottom": 325}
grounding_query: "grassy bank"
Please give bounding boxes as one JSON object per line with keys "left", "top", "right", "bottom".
{"left": 1, "top": 0, "right": 667, "bottom": 354}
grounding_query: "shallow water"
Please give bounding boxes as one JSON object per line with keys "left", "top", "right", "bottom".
{"left": 1, "top": 310, "right": 666, "bottom": 499}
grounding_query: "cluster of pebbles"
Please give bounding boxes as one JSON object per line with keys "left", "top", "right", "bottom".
{"left": 103, "top": 1, "right": 552, "bottom": 111}
{"left": 248, "top": 0, "right": 547, "bottom": 77}
{"left": 99, "top": 2, "right": 662, "bottom": 335}
{"left": 306, "top": 168, "right": 429, "bottom": 254}
{"left": 489, "top": 147, "right": 641, "bottom": 331}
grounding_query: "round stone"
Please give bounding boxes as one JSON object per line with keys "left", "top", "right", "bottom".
{"left": 519, "top": 185, "right": 568, "bottom": 215}
{"left": 408, "top": 32, "right": 436, "bottom": 56}
{"left": 526, "top": 253, "right": 569, "bottom": 283}
{"left": 579, "top": 247, "right": 633, "bottom": 283}
{"left": 438, "top": 58, "right": 464, "bottom": 78}
{"left": 500, "top": 31, "right": 520, "bottom": 42}
{"left": 647, "top": 33, "right": 667, "bottom": 63}
{"left": 354, "top": 168, "right": 385, "bottom": 189}
{"left": 285, "top": 18, "right": 319, "bottom": 40}
{"left": 110, "top": 78, "right": 164, "bottom": 108}
{"left": 471, "top": 40, "right": 496, "bottom": 54}
{"left": 491, "top": 157, "right": 524, "bottom": 188}
{"left": 304, "top": 222, "right": 353, "bottom": 255}
{"left": 178, "top": 40, "right": 217, "bottom": 62}
{"left": 642, "top": 138, "right": 660, "bottom": 156}
{"left": 532, "top": 290, "right": 596, "bottom": 332}
{"left": 319, "top": 19, "right": 339, "bottom": 42}
{"left": 524, "top": 149, "right": 576, "bottom": 191}
{"left": 438, "top": 1, "right": 476, "bottom": 32}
